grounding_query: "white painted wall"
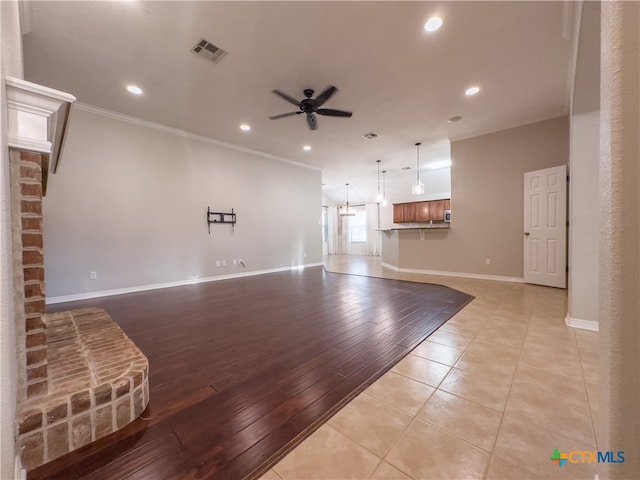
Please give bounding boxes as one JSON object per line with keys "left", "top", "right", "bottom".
{"left": 567, "top": 0, "right": 600, "bottom": 330}
{"left": 1, "top": 1, "right": 23, "bottom": 478}
{"left": 568, "top": 111, "right": 599, "bottom": 326}
{"left": 43, "top": 107, "right": 322, "bottom": 300}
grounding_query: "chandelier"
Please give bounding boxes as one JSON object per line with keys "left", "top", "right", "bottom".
{"left": 339, "top": 183, "right": 356, "bottom": 216}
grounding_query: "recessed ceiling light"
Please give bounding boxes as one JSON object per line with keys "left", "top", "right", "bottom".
{"left": 424, "top": 17, "right": 443, "bottom": 32}
{"left": 448, "top": 115, "right": 463, "bottom": 123}
{"left": 465, "top": 86, "right": 480, "bottom": 96}
{"left": 126, "top": 85, "right": 143, "bottom": 95}
{"left": 240, "top": 124, "right": 251, "bottom": 131}
{"left": 303, "top": 145, "right": 312, "bottom": 151}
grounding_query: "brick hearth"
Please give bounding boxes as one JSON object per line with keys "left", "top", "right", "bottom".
{"left": 16, "top": 308, "right": 149, "bottom": 470}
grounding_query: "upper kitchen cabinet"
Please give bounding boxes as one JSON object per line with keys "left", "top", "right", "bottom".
{"left": 393, "top": 199, "right": 451, "bottom": 223}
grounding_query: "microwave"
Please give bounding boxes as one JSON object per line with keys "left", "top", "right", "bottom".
{"left": 444, "top": 209, "right": 451, "bottom": 222}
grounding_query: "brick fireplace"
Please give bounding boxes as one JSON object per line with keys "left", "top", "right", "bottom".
{"left": 7, "top": 78, "right": 149, "bottom": 471}
{"left": 11, "top": 149, "right": 49, "bottom": 401}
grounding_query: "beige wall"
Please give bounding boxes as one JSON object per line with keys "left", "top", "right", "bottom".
{"left": 381, "top": 227, "right": 398, "bottom": 266}
{"left": 386, "top": 116, "right": 569, "bottom": 279}
{"left": 599, "top": 1, "right": 639, "bottom": 477}
{"left": 43, "top": 107, "right": 322, "bottom": 299}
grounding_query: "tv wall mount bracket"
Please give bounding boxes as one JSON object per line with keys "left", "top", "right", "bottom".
{"left": 207, "top": 207, "right": 236, "bottom": 234}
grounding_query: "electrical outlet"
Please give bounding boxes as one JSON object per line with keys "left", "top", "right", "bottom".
{"left": 233, "top": 259, "right": 237, "bottom": 265}
{"left": 215, "top": 260, "right": 221, "bottom": 267}
{"left": 485, "top": 258, "right": 491, "bottom": 266}
{"left": 222, "top": 260, "right": 227, "bottom": 266}
{"left": 90, "top": 271, "right": 97, "bottom": 280}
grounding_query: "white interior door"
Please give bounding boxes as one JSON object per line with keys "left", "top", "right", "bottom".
{"left": 524, "top": 165, "right": 567, "bottom": 288}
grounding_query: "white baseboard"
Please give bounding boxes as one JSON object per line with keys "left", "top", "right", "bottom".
{"left": 46, "top": 263, "right": 323, "bottom": 304}
{"left": 565, "top": 314, "right": 599, "bottom": 332}
{"left": 381, "top": 262, "right": 524, "bottom": 283}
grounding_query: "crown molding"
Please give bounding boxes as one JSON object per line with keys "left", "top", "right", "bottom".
{"left": 74, "top": 103, "right": 321, "bottom": 172}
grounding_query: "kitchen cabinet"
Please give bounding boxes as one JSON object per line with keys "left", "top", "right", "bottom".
{"left": 392, "top": 198, "right": 451, "bottom": 223}
{"left": 393, "top": 203, "right": 418, "bottom": 223}
{"left": 429, "top": 200, "right": 445, "bottom": 221}
{"left": 393, "top": 204, "right": 404, "bottom": 223}
{"left": 416, "top": 201, "right": 430, "bottom": 222}
{"left": 403, "top": 203, "right": 416, "bottom": 222}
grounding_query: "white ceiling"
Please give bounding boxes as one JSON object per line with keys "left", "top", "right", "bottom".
{"left": 22, "top": 1, "right": 576, "bottom": 205}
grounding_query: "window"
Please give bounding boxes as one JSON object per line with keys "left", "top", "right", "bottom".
{"left": 350, "top": 207, "right": 367, "bottom": 243}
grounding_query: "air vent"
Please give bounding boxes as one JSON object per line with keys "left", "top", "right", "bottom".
{"left": 361, "top": 132, "right": 379, "bottom": 140}
{"left": 192, "top": 38, "right": 228, "bottom": 63}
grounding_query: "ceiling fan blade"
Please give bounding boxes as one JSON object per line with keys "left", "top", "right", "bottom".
{"left": 317, "top": 108, "right": 352, "bottom": 118}
{"left": 269, "top": 112, "right": 301, "bottom": 120}
{"left": 314, "top": 86, "right": 337, "bottom": 107}
{"left": 272, "top": 90, "right": 301, "bottom": 107}
{"left": 306, "top": 113, "right": 317, "bottom": 130}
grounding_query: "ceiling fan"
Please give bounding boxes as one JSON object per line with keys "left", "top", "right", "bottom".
{"left": 269, "top": 86, "right": 352, "bottom": 130}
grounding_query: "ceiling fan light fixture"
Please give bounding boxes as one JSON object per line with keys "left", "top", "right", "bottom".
{"left": 269, "top": 86, "right": 352, "bottom": 131}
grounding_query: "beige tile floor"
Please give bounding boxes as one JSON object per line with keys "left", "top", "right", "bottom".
{"left": 260, "top": 255, "right": 601, "bottom": 480}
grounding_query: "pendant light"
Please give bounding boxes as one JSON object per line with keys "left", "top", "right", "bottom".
{"left": 412, "top": 142, "right": 425, "bottom": 195}
{"left": 339, "top": 183, "right": 356, "bottom": 216}
{"left": 375, "top": 160, "right": 383, "bottom": 204}
{"left": 381, "top": 170, "right": 388, "bottom": 207}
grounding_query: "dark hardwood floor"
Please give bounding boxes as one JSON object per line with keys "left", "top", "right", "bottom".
{"left": 31, "top": 266, "right": 473, "bottom": 480}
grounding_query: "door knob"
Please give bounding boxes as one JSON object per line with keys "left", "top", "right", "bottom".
{"left": 524, "top": 232, "right": 530, "bottom": 236}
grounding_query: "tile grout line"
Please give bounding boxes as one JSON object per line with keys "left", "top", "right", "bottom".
{"left": 481, "top": 282, "right": 537, "bottom": 479}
